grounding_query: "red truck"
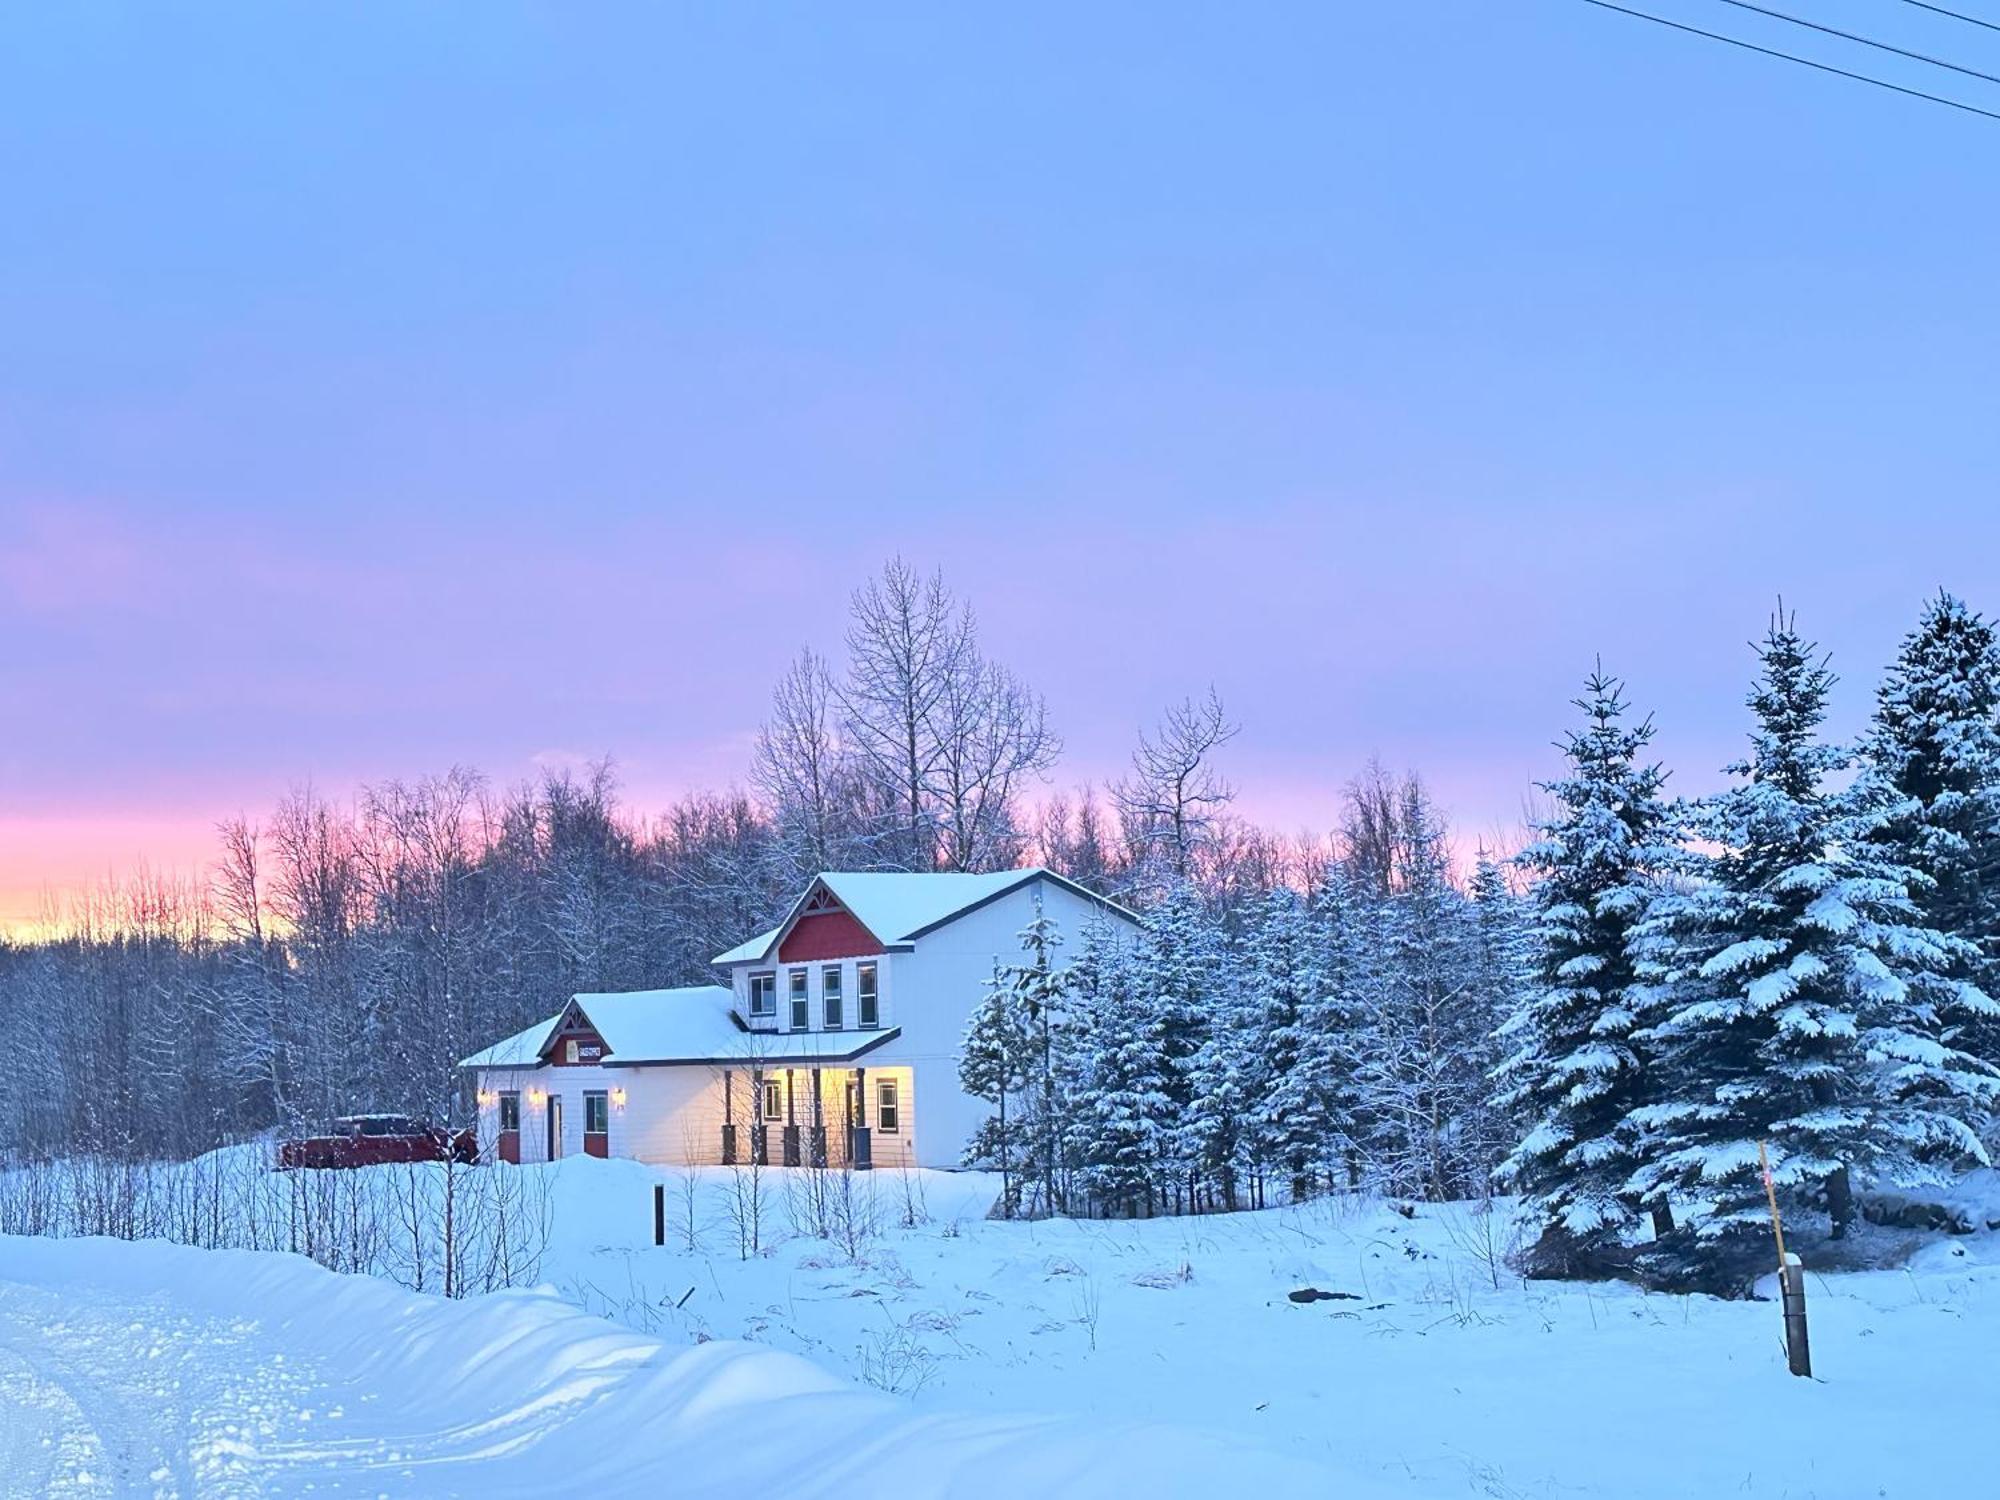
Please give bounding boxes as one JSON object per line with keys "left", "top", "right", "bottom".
{"left": 277, "top": 1114, "right": 478, "bottom": 1170}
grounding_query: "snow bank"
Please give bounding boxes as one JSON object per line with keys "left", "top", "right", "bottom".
{"left": 0, "top": 1235, "right": 1350, "bottom": 1498}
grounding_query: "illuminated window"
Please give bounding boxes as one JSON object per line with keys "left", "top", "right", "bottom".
{"left": 762, "top": 1079, "right": 785, "bottom": 1122}
{"left": 877, "top": 1078, "right": 900, "bottom": 1133}
{"left": 857, "top": 963, "right": 878, "bottom": 1028}
{"left": 822, "top": 966, "right": 843, "bottom": 1029}
{"left": 565, "top": 1039, "right": 579, "bottom": 1064}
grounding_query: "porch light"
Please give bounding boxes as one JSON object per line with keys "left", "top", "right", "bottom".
{"left": 610, "top": 1088, "right": 627, "bottom": 1109}
{"left": 477, "top": 1090, "right": 496, "bottom": 1106}
{"left": 528, "top": 1087, "right": 547, "bottom": 1104}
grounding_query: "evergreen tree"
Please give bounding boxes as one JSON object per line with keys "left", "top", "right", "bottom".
{"left": 1188, "top": 931, "right": 1257, "bottom": 1211}
{"left": 960, "top": 960, "right": 1030, "bottom": 1215}
{"left": 1863, "top": 592, "right": 2000, "bottom": 1084}
{"left": 1356, "top": 783, "right": 1492, "bottom": 1200}
{"left": 1246, "top": 884, "right": 1341, "bottom": 1202}
{"left": 1069, "top": 916, "right": 1170, "bottom": 1216}
{"left": 1631, "top": 610, "right": 1992, "bottom": 1289}
{"left": 1005, "top": 891, "right": 1073, "bottom": 1216}
{"left": 1133, "top": 880, "right": 1225, "bottom": 1210}
{"left": 1465, "top": 850, "right": 1532, "bottom": 1179}
{"left": 1497, "top": 667, "right": 1678, "bottom": 1271}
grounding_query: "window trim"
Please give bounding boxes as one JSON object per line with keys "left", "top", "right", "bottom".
{"left": 876, "top": 1077, "right": 900, "bottom": 1133}
{"left": 788, "top": 968, "right": 809, "bottom": 1030}
{"left": 564, "top": 1038, "right": 580, "bottom": 1064}
{"left": 761, "top": 1079, "right": 785, "bottom": 1122}
{"left": 857, "top": 962, "right": 879, "bottom": 1029}
{"left": 498, "top": 1091, "right": 521, "bottom": 1133}
{"left": 821, "top": 964, "right": 843, "bottom": 1030}
{"left": 583, "top": 1089, "right": 609, "bottom": 1136}
{"left": 748, "top": 971, "right": 776, "bottom": 1018}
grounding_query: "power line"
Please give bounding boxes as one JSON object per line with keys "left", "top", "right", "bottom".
{"left": 1897, "top": 1, "right": 2000, "bottom": 38}
{"left": 1713, "top": 0, "right": 2000, "bottom": 86}
{"left": 1575, "top": 0, "right": 2000, "bottom": 122}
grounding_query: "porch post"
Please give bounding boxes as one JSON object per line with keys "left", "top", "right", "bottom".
{"left": 782, "top": 1068, "right": 802, "bottom": 1167}
{"left": 808, "top": 1065, "right": 827, "bottom": 1168}
{"left": 850, "top": 1064, "right": 873, "bottom": 1171}
{"left": 721, "top": 1068, "right": 738, "bottom": 1166}
{"left": 750, "top": 1066, "right": 768, "bottom": 1166}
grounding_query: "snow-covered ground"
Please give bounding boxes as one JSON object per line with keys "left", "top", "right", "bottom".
{"left": 4, "top": 1158, "right": 1997, "bottom": 1497}
{"left": 0, "top": 1229, "right": 1335, "bottom": 1499}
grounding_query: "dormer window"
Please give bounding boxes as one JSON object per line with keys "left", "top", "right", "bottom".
{"left": 748, "top": 972, "right": 775, "bottom": 1018}
{"left": 788, "top": 969, "right": 809, "bottom": 1030}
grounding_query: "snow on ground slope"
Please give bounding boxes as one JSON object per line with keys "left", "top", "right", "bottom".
{"left": 7, "top": 1158, "right": 1997, "bottom": 1498}
{"left": 0, "top": 1232, "right": 1344, "bottom": 1499}
{"left": 535, "top": 1161, "right": 1998, "bottom": 1499}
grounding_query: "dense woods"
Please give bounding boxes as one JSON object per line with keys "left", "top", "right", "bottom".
{"left": 8, "top": 563, "right": 2000, "bottom": 1294}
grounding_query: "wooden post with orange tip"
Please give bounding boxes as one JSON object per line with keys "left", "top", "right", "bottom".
{"left": 1759, "top": 1140, "right": 1811, "bottom": 1378}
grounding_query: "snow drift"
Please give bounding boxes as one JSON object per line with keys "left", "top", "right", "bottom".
{"left": 0, "top": 1235, "right": 1347, "bottom": 1498}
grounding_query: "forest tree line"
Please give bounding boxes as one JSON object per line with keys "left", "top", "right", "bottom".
{"left": 956, "top": 591, "right": 2000, "bottom": 1291}
{"left": 9, "top": 562, "right": 2000, "bottom": 1294}
{"left": 0, "top": 561, "right": 1314, "bottom": 1161}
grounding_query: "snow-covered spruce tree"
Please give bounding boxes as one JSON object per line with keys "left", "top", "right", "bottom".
{"left": 1244, "top": 884, "right": 1340, "bottom": 1203}
{"left": 1354, "top": 782, "right": 1493, "bottom": 1201}
{"left": 960, "top": 960, "right": 1030, "bottom": 1216}
{"left": 1863, "top": 592, "right": 2000, "bottom": 1084}
{"left": 1466, "top": 850, "right": 1533, "bottom": 1178}
{"left": 1004, "top": 891, "right": 1074, "bottom": 1216}
{"left": 1631, "top": 610, "right": 1993, "bottom": 1291}
{"left": 1068, "top": 915, "right": 1171, "bottom": 1216}
{"left": 1495, "top": 668, "right": 1679, "bottom": 1273}
{"left": 1188, "top": 928, "right": 1258, "bottom": 1211}
{"left": 1133, "top": 880, "right": 1226, "bottom": 1211}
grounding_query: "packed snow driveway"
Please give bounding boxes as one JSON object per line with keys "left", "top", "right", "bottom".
{"left": 0, "top": 1237, "right": 1344, "bottom": 1500}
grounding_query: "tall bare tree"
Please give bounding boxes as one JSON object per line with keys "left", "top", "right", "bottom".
{"left": 839, "top": 558, "right": 973, "bottom": 870}
{"left": 1115, "top": 687, "right": 1239, "bottom": 881}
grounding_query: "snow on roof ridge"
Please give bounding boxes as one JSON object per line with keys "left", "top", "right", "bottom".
{"left": 711, "top": 866, "right": 1070, "bottom": 968}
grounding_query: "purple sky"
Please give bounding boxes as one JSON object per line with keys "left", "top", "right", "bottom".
{"left": 4, "top": 4, "right": 1998, "bottom": 927}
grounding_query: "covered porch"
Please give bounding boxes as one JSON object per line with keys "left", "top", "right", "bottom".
{"left": 717, "top": 1061, "right": 914, "bottom": 1171}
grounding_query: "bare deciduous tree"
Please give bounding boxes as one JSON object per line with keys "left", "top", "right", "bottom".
{"left": 1115, "top": 688, "right": 1240, "bottom": 882}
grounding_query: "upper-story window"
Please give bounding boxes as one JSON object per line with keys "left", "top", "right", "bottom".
{"left": 857, "top": 962, "right": 879, "bottom": 1029}
{"left": 748, "top": 972, "right": 776, "bottom": 1018}
{"left": 788, "top": 969, "right": 809, "bottom": 1030}
{"left": 822, "top": 965, "right": 843, "bottom": 1029}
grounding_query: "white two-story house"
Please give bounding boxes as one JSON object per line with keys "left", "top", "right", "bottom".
{"left": 458, "top": 868, "right": 1141, "bottom": 1170}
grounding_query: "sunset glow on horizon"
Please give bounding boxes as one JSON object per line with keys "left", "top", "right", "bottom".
{"left": 6, "top": 5, "right": 1996, "bottom": 930}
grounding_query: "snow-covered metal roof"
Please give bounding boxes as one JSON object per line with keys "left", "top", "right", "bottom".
{"left": 710, "top": 867, "right": 1139, "bottom": 967}
{"left": 457, "top": 984, "right": 902, "bottom": 1070}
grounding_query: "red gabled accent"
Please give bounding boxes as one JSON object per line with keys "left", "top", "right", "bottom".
{"left": 779, "top": 909, "right": 883, "bottom": 963}
{"left": 540, "top": 1001, "right": 611, "bottom": 1066}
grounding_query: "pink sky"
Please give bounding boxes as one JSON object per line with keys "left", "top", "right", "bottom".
{"left": 8, "top": 3, "right": 1994, "bottom": 930}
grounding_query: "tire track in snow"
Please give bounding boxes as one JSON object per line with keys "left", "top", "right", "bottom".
{"left": 0, "top": 1281, "right": 200, "bottom": 1498}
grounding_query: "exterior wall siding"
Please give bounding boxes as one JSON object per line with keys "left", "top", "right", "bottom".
{"left": 474, "top": 1059, "right": 917, "bottom": 1170}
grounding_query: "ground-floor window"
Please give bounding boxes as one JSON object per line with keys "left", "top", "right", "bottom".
{"left": 584, "top": 1090, "right": 609, "bottom": 1135}
{"left": 762, "top": 1078, "right": 785, "bottom": 1122}
{"left": 498, "top": 1092, "right": 520, "bottom": 1132}
{"left": 877, "top": 1077, "right": 900, "bottom": 1133}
